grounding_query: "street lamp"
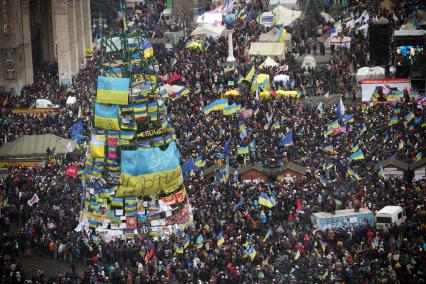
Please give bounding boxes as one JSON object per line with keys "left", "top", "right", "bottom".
{"left": 92, "top": 13, "right": 108, "bottom": 40}
{"left": 224, "top": 13, "right": 236, "bottom": 64}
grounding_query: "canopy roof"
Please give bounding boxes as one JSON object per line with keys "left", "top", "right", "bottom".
{"left": 249, "top": 42, "right": 285, "bottom": 58}
{"left": 0, "top": 134, "right": 76, "bottom": 159}
{"left": 260, "top": 57, "right": 279, "bottom": 68}
{"left": 191, "top": 23, "right": 225, "bottom": 36}
{"left": 272, "top": 5, "right": 302, "bottom": 26}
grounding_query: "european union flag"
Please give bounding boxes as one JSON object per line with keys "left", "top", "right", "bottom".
{"left": 280, "top": 132, "right": 293, "bottom": 147}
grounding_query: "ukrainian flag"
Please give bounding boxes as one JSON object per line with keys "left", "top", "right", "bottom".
{"left": 347, "top": 167, "right": 361, "bottom": 180}
{"left": 97, "top": 76, "right": 130, "bottom": 105}
{"left": 258, "top": 192, "right": 275, "bottom": 208}
{"left": 203, "top": 99, "right": 228, "bottom": 115}
{"left": 217, "top": 232, "right": 224, "bottom": 246}
{"left": 343, "top": 114, "right": 354, "bottom": 123}
{"left": 264, "top": 229, "right": 272, "bottom": 241}
{"left": 196, "top": 234, "right": 204, "bottom": 248}
{"left": 89, "top": 134, "right": 106, "bottom": 158}
{"left": 379, "top": 163, "right": 385, "bottom": 178}
{"left": 148, "top": 102, "right": 158, "bottom": 113}
{"left": 153, "top": 136, "right": 164, "bottom": 147}
{"left": 141, "top": 40, "right": 154, "bottom": 59}
{"left": 349, "top": 149, "right": 365, "bottom": 161}
{"left": 223, "top": 103, "right": 240, "bottom": 115}
{"left": 249, "top": 246, "right": 256, "bottom": 261}
{"left": 149, "top": 112, "right": 158, "bottom": 121}
{"left": 319, "top": 175, "right": 328, "bottom": 186}
{"left": 120, "top": 130, "right": 135, "bottom": 140}
{"left": 351, "top": 144, "right": 360, "bottom": 153}
{"left": 237, "top": 146, "right": 249, "bottom": 155}
{"left": 94, "top": 103, "right": 120, "bottom": 130}
{"left": 175, "top": 245, "right": 184, "bottom": 254}
{"left": 111, "top": 197, "right": 123, "bottom": 207}
{"left": 388, "top": 115, "right": 399, "bottom": 126}
{"left": 104, "top": 67, "right": 123, "bottom": 78}
{"left": 404, "top": 111, "right": 415, "bottom": 122}
{"left": 183, "top": 236, "right": 191, "bottom": 249}
{"left": 278, "top": 26, "right": 287, "bottom": 42}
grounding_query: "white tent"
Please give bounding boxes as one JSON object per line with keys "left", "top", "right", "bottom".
{"left": 196, "top": 9, "right": 223, "bottom": 25}
{"left": 301, "top": 55, "right": 317, "bottom": 69}
{"left": 36, "top": 99, "right": 59, "bottom": 108}
{"left": 66, "top": 96, "right": 77, "bottom": 105}
{"left": 191, "top": 23, "right": 226, "bottom": 37}
{"left": 268, "top": 0, "right": 299, "bottom": 10}
{"left": 272, "top": 5, "right": 302, "bottom": 26}
{"left": 356, "top": 67, "right": 386, "bottom": 81}
{"left": 260, "top": 57, "right": 279, "bottom": 68}
{"left": 274, "top": 74, "right": 290, "bottom": 83}
{"left": 258, "top": 27, "right": 293, "bottom": 47}
{"left": 248, "top": 42, "right": 286, "bottom": 58}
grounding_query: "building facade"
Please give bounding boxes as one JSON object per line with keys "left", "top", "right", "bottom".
{"left": 0, "top": 0, "right": 92, "bottom": 92}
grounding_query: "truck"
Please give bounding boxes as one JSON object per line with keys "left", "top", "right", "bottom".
{"left": 375, "top": 206, "right": 406, "bottom": 229}
{"left": 311, "top": 208, "right": 375, "bottom": 231}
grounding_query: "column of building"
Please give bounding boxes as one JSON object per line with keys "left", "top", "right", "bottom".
{"left": 53, "top": 0, "right": 72, "bottom": 83}
{"left": 75, "top": 0, "right": 86, "bottom": 64}
{"left": 20, "top": 0, "right": 34, "bottom": 86}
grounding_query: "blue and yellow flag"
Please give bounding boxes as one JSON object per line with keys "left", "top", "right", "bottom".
{"left": 237, "top": 146, "right": 249, "bottom": 155}
{"left": 141, "top": 40, "right": 154, "bottom": 59}
{"left": 89, "top": 134, "right": 106, "bottom": 158}
{"left": 258, "top": 192, "right": 276, "bottom": 208}
{"left": 104, "top": 67, "right": 123, "bottom": 78}
{"left": 94, "top": 103, "right": 120, "bottom": 130}
{"left": 217, "top": 232, "right": 224, "bottom": 246}
{"left": 97, "top": 76, "right": 130, "bottom": 105}
{"left": 278, "top": 26, "right": 287, "bottom": 42}
{"left": 223, "top": 103, "right": 241, "bottom": 115}
{"left": 116, "top": 142, "right": 182, "bottom": 197}
{"left": 349, "top": 149, "right": 365, "bottom": 161}
{"left": 204, "top": 99, "right": 228, "bottom": 115}
{"left": 404, "top": 111, "right": 415, "bottom": 123}
{"left": 347, "top": 167, "right": 361, "bottom": 181}
{"left": 379, "top": 162, "right": 385, "bottom": 178}
{"left": 388, "top": 115, "right": 399, "bottom": 126}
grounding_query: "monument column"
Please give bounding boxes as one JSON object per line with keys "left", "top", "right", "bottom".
{"left": 53, "top": 0, "right": 72, "bottom": 84}
{"left": 75, "top": 0, "right": 85, "bottom": 63}
{"left": 82, "top": 0, "right": 92, "bottom": 50}
{"left": 20, "top": 0, "right": 34, "bottom": 85}
{"left": 67, "top": 0, "right": 78, "bottom": 74}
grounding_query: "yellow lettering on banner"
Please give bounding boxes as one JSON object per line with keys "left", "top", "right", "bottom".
{"left": 81, "top": 211, "right": 108, "bottom": 222}
{"left": 94, "top": 117, "right": 121, "bottom": 130}
{"left": 137, "top": 127, "right": 168, "bottom": 138}
{"left": 115, "top": 168, "right": 182, "bottom": 197}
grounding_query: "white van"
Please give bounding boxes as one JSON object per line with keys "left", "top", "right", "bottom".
{"left": 160, "top": 9, "right": 173, "bottom": 26}
{"left": 376, "top": 206, "right": 406, "bottom": 229}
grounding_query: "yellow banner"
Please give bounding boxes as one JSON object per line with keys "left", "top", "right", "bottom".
{"left": 96, "top": 90, "right": 129, "bottom": 105}
{"left": 94, "top": 116, "right": 120, "bottom": 130}
{"left": 11, "top": 108, "right": 58, "bottom": 114}
{"left": 0, "top": 161, "right": 49, "bottom": 167}
{"left": 115, "top": 168, "right": 182, "bottom": 197}
{"left": 85, "top": 48, "right": 94, "bottom": 58}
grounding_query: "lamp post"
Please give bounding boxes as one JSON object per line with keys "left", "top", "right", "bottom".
{"left": 92, "top": 13, "right": 108, "bottom": 41}
{"left": 224, "top": 13, "right": 236, "bottom": 64}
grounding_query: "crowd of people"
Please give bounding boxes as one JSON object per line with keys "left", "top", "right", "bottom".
{"left": 1, "top": 0, "right": 426, "bottom": 283}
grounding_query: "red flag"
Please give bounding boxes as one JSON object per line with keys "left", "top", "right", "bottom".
{"left": 66, "top": 166, "right": 78, "bottom": 177}
{"left": 145, "top": 247, "right": 154, "bottom": 261}
{"left": 296, "top": 198, "right": 302, "bottom": 211}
